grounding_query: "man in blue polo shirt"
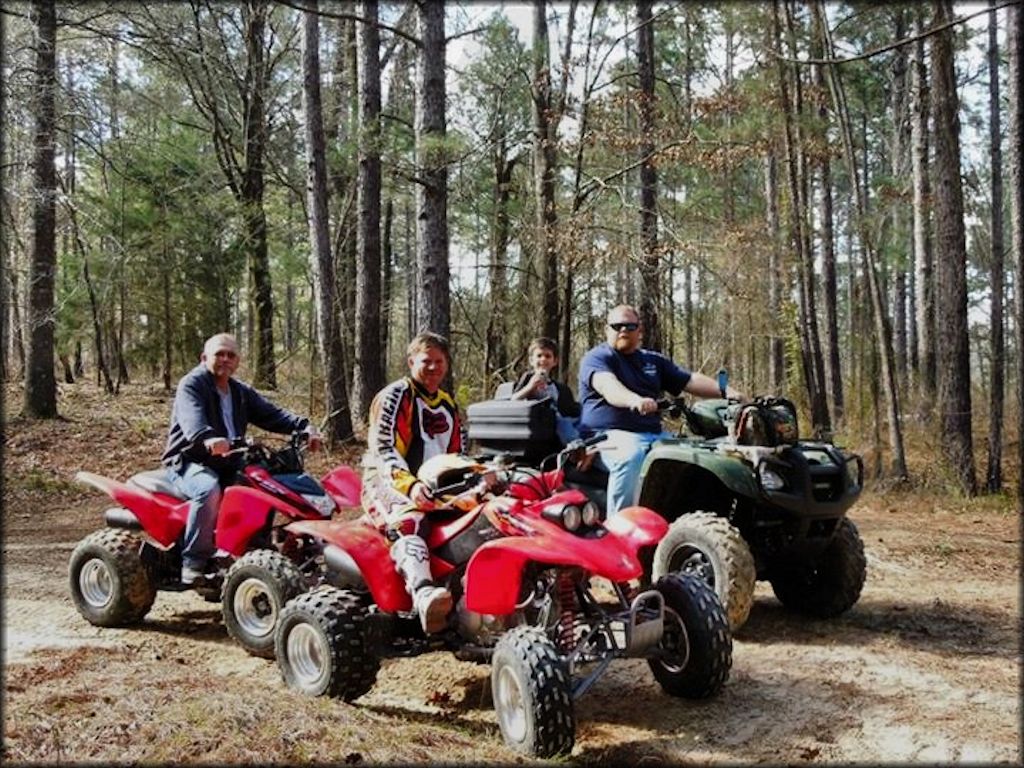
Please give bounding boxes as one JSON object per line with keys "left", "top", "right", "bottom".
{"left": 578, "top": 304, "right": 744, "bottom": 515}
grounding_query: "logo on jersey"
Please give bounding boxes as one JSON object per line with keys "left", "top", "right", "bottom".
{"left": 421, "top": 408, "right": 451, "bottom": 437}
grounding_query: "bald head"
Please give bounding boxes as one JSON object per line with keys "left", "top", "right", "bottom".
{"left": 201, "top": 333, "right": 239, "bottom": 386}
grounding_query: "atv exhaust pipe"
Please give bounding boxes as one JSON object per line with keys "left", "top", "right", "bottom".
{"left": 324, "top": 544, "right": 365, "bottom": 588}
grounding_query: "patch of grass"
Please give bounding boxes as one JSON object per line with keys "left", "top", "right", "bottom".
{"left": 9, "top": 469, "right": 79, "bottom": 494}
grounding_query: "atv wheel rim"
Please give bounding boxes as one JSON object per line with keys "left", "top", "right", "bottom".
{"left": 79, "top": 559, "right": 114, "bottom": 608}
{"left": 287, "top": 623, "right": 329, "bottom": 689}
{"left": 233, "top": 578, "right": 276, "bottom": 638}
{"left": 671, "top": 545, "right": 715, "bottom": 586}
{"left": 494, "top": 665, "right": 528, "bottom": 743}
{"left": 658, "top": 605, "right": 691, "bottom": 672}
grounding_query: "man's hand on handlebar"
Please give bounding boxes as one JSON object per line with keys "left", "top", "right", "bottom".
{"left": 410, "top": 481, "right": 437, "bottom": 509}
{"left": 203, "top": 437, "right": 231, "bottom": 456}
{"left": 631, "top": 396, "right": 659, "bottom": 416}
{"left": 303, "top": 424, "right": 323, "bottom": 453}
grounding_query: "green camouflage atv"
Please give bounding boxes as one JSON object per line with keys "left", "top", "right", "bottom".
{"left": 635, "top": 392, "right": 867, "bottom": 631}
{"left": 467, "top": 378, "right": 866, "bottom": 631}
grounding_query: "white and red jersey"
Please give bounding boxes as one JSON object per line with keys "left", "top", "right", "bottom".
{"left": 365, "top": 377, "right": 465, "bottom": 498}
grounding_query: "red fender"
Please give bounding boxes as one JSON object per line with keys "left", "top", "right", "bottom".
{"left": 605, "top": 505, "right": 670, "bottom": 547}
{"left": 286, "top": 519, "right": 412, "bottom": 612}
{"left": 464, "top": 523, "right": 647, "bottom": 616}
{"left": 321, "top": 465, "right": 362, "bottom": 509}
{"left": 75, "top": 471, "right": 187, "bottom": 547}
{"left": 216, "top": 486, "right": 308, "bottom": 556}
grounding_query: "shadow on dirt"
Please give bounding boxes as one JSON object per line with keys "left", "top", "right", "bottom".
{"left": 360, "top": 702, "right": 499, "bottom": 741}
{"left": 131, "top": 608, "right": 232, "bottom": 644}
{"left": 736, "top": 595, "right": 1016, "bottom": 659}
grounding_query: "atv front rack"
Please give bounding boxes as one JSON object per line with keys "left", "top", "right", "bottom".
{"left": 565, "top": 583, "right": 665, "bottom": 699}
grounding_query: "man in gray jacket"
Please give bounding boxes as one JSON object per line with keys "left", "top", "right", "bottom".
{"left": 162, "top": 333, "right": 321, "bottom": 585}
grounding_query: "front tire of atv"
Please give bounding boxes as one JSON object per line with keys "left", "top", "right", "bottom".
{"left": 651, "top": 511, "right": 756, "bottom": 631}
{"left": 648, "top": 573, "right": 732, "bottom": 698}
{"left": 222, "top": 549, "right": 307, "bottom": 658}
{"left": 491, "top": 625, "right": 575, "bottom": 758}
{"left": 768, "top": 517, "right": 866, "bottom": 618}
{"left": 69, "top": 529, "right": 156, "bottom": 627}
{"left": 275, "top": 585, "right": 379, "bottom": 701}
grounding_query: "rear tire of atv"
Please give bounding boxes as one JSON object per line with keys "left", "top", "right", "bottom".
{"left": 275, "top": 585, "right": 379, "bottom": 701}
{"left": 648, "top": 573, "right": 732, "bottom": 699}
{"left": 768, "top": 518, "right": 866, "bottom": 618}
{"left": 651, "top": 511, "right": 756, "bottom": 631}
{"left": 69, "top": 529, "right": 156, "bottom": 627}
{"left": 491, "top": 625, "right": 575, "bottom": 758}
{"left": 222, "top": 549, "right": 306, "bottom": 658}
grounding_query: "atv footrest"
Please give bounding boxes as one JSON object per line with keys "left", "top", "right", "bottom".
{"left": 623, "top": 589, "right": 664, "bottom": 657}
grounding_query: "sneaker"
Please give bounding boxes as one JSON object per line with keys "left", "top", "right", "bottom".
{"left": 181, "top": 564, "right": 205, "bottom": 586}
{"left": 413, "top": 585, "right": 452, "bottom": 634}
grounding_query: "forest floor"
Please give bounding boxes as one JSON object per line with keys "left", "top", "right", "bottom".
{"left": 2, "top": 381, "right": 1021, "bottom": 765}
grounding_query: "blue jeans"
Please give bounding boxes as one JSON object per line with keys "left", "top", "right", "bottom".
{"left": 596, "top": 429, "right": 671, "bottom": 516}
{"left": 167, "top": 463, "right": 223, "bottom": 569}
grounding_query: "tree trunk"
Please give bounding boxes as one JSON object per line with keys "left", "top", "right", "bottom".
{"left": 162, "top": 263, "right": 172, "bottom": 392}
{"left": 985, "top": 0, "right": 1004, "bottom": 493}
{"left": 303, "top": 1, "right": 353, "bottom": 444}
{"left": 24, "top": 0, "right": 59, "bottom": 418}
{"left": 3, "top": 255, "right": 25, "bottom": 381}
{"left": 80, "top": 244, "right": 114, "bottom": 395}
{"left": 485, "top": 146, "right": 514, "bottom": 383}
{"left": 415, "top": 0, "right": 450, "bottom": 341}
{"left": 326, "top": 15, "right": 357, "bottom": 383}
{"left": 812, "top": 23, "right": 843, "bottom": 424}
{"left": 778, "top": 1, "right": 829, "bottom": 433}
{"left": 242, "top": 0, "right": 276, "bottom": 389}
{"left": 58, "top": 353, "right": 73, "bottom": 384}
{"left": 352, "top": 0, "right": 384, "bottom": 432}
{"left": 912, "top": 10, "right": 936, "bottom": 419}
{"left": 1007, "top": 1, "right": 1024, "bottom": 510}
{"left": 381, "top": 197, "right": 393, "bottom": 363}
{"left": 811, "top": 0, "right": 908, "bottom": 480}
{"left": 636, "top": 0, "right": 661, "bottom": 352}
{"left": 116, "top": 278, "right": 129, "bottom": 391}
{"left": 685, "top": 262, "right": 694, "bottom": 367}
{"left": 931, "top": 0, "right": 977, "bottom": 496}
{"left": 765, "top": 152, "right": 785, "bottom": 392}
{"left": 532, "top": 0, "right": 560, "bottom": 342}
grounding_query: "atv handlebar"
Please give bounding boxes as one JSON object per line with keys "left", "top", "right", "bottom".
{"left": 220, "top": 430, "right": 311, "bottom": 472}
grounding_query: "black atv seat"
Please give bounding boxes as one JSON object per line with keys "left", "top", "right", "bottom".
{"left": 128, "top": 469, "right": 188, "bottom": 500}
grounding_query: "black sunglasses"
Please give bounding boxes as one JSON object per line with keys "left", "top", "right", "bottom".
{"left": 609, "top": 322, "right": 639, "bottom": 332}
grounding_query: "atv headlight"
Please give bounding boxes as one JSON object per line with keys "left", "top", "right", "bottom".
{"left": 301, "top": 493, "right": 337, "bottom": 518}
{"left": 543, "top": 502, "right": 582, "bottom": 531}
{"left": 843, "top": 453, "right": 863, "bottom": 488}
{"left": 757, "top": 462, "right": 786, "bottom": 492}
{"left": 562, "top": 504, "right": 582, "bottom": 531}
{"left": 581, "top": 500, "right": 602, "bottom": 526}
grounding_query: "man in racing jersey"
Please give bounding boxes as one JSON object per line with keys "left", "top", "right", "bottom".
{"left": 362, "top": 331, "right": 466, "bottom": 633}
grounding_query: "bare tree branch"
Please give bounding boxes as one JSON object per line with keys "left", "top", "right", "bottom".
{"left": 781, "top": 0, "right": 1019, "bottom": 65}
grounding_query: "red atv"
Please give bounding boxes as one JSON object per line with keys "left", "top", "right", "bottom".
{"left": 68, "top": 431, "right": 353, "bottom": 657}
{"left": 273, "top": 438, "right": 732, "bottom": 758}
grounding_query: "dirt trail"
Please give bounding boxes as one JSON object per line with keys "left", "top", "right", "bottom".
{"left": 2, "top": 385, "right": 1021, "bottom": 764}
